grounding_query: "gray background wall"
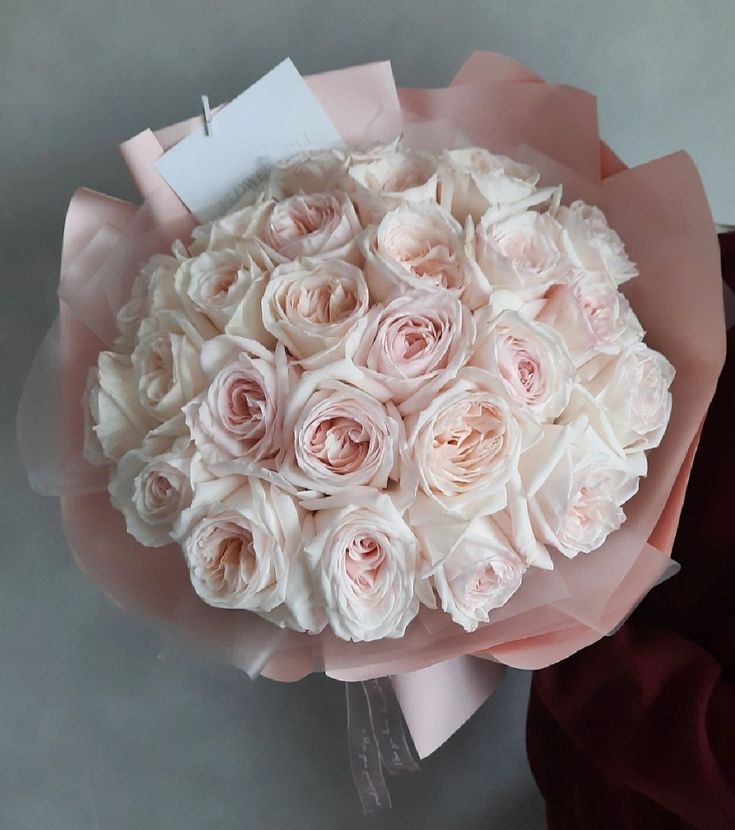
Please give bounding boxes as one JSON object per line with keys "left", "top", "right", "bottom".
{"left": 1, "top": 2, "right": 733, "bottom": 828}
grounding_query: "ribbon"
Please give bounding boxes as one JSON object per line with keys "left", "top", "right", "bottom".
{"left": 346, "top": 677, "right": 419, "bottom": 814}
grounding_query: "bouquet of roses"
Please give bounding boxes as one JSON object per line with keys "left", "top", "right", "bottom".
{"left": 19, "top": 53, "right": 725, "bottom": 803}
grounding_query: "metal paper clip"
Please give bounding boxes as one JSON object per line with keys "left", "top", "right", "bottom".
{"left": 201, "top": 94, "right": 214, "bottom": 136}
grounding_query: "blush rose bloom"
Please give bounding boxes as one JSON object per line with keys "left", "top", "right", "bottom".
{"left": 403, "top": 367, "right": 523, "bottom": 518}
{"left": 109, "top": 446, "right": 195, "bottom": 547}
{"left": 470, "top": 309, "right": 575, "bottom": 422}
{"left": 189, "top": 201, "right": 276, "bottom": 255}
{"left": 558, "top": 200, "right": 638, "bottom": 286}
{"left": 346, "top": 145, "right": 439, "bottom": 223}
{"left": 363, "top": 201, "right": 491, "bottom": 309}
{"left": 427, "top": 515, "right": 526, "bottom": 632}
{"left": 83, "top": 353, "right": 155, "bottom": 464}
{"left": 520, "top": 423, "right": 640, "bottom": 558}
{"left": 261, "top": 257, "right": 369, "bottom": 368}
{"left": 472, "top": 209, "right": 572, "bottom": 296}
{"left": 174, "top": 475, "right": 324, "bottom": 633}
{"left": 439, "top": 147, "right": 552, "bottom": 223}
{"left": 172, "top": 244, "right": 276, "bottom": 344}
{"left": 260, "top": 191, "right": 363, "bottom": 263}
{"left": 281, "top": 367, "right": 402, "bottom": 500}
{"left": 346, "top": 293, "right": 476, "bottom": 416}
{"left": 561, "top": 343, "right": 674, "bottom": 458}
{"left": 131, "top": 311, "right": 207, "bottom": 422}
{"left": 266, "top": 147, "right": 349, "bottom": 199}
{"left": 304, "top": 495, "right": 429, "bottom": 641}
{"left": 537, "top": 270, "right": 644, "bottom": 370}
{"left": 184, "top": 336, "right": 293, "bottom": 468}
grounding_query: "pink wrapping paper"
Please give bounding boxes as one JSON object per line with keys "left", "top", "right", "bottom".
{"left": 18, "top": 53, "right": 725, "bottom": 760}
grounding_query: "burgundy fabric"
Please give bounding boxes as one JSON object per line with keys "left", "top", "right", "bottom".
{"left": 526, "top": 233, "right": 735, "bottom": 830}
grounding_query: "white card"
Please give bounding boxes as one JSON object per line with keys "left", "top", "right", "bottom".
{"left": 155, "top": 59, "right": 343, "bottom": 221}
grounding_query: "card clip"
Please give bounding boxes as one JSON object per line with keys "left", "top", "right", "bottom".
{"left": 201, "top": 95, "right": 214, "bottom": 137}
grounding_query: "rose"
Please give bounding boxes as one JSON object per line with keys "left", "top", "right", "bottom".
{"left": 172, "top": 244, "right": 275, "bottom": 344}
{"left": 281, "top": 367, "right": 402, "bottom": 499}
{"left": 266, "top": 147, "right": 349, "bottom": 199}
{"left": 561, "top": 343, "right": 674, "bottom": 457}
{"left": 403, "top": 367, "right": 523, "bottom": 518}
{"left": 470, "top": 309, "right": 575, "bottom": 421}
{"left": 346, "top": 293, "right": 475, "bottom": 416}
{"left": 174, "top": 475, "right": 324, "bottom": 632}
{"left": 260, "top": 191, "right": 363, "bottom": 263}
{"left": 346, "top": 145, "right": 439, "bottom": 223}
{"left": 537, "top": 270, "right": 644, "bottom": 370}
{"left": 304, "top": 495, "right": 428, "bottom": 641}
{"left": 426, "top": 515, "right": 526, "bottom": 632}
{"left": 131, "top": 311, "right": 207, "bottom": 422}
{"left": 472, "top": 209, "right": 572, "bottom": 295}
{"left": 261, "top": 258, "right": 369, "bottom": 368}
{"left": 189, "top": 201, "right": 276, "bottom": 255}
{"left": 83, "top": 353, "right": 156, "bottom": 464}
{"left": 439, "top": 147, "right": 548, "bottom": 223}
{"left": 184, "top": 336, "right": 293, "bottom": 468}
{"left": 520, "top": 422, "right": 640, "bottom": 557}
{"left": 109, "top": 446, "right": 195, "bottom": 547}
{"left": 558, "top": 200, "right": 638, "bottom": 286}
{"left": 363, "top": 202, "right": 490, "bottom": 309}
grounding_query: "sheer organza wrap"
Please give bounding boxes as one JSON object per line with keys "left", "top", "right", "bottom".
{"left": 18, "top": 52, "right": 725, "bottom": 758}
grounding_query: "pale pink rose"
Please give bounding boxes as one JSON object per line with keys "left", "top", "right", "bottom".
{"left": 83, "top": 353, "right": 155, "bottom": 464}
{"left": 558, "top": 200, "right": 638, "bottom": 286}
{"left": 346, "top": 145, "right": 439, "bottom": 223}
{"left": 427, "top": 515, "right": 526, "bottom": 631}
{"left": 520, "top": 423, "right": 640, "bottom": 558}
{"left": 261, "top": 258, "right": 369, "bottom": 368}
{"left": 131, "top": 311, "right": 207, "bottom": 422}
{"left": 561, "top": 343, "right": 674, "bottom": 457}
{"left": 346, "top": 293, "right": 476, "bottom": 415}
{"left": 260, "top": 191, "right": 363, "bottom": 263}
{"left": 363, "top": 202, "right": 490, "bottom": 309}
{"left": 189, "top": 201, "right": 276, "bottom": 255}
{"left": 266, "top": 147, "right": 349, "bottom": 199}
{"left": 174, "top": 475, "right": 324, "bottom": 632}
{"left": 470, "top": 309, "right": 575, "bottom": 421}
{"left": 304, "top": 495, "right": 430, "bottom": 641}
{"left": 439, "top": 147, "right": 548, "bottom": 223}
{"left": 473, "top": 209, "right": 572, "bottom": 295}
{"left": 403, "top": 368, "right": 522, "bottom": 518}
{"left": 282, "top": 368, "right": 402, "bottom": 498}
{"left": 109, "top": 444, "right": 195, "bottom": 547}
{"left": 173, "top": 244, "right": 275, "bottom": 344}
{"left": 184, "top": 336, "right": 293, "bottom": 467}
{"left": 537, "top": 270, "right": 644, "bottom": 369}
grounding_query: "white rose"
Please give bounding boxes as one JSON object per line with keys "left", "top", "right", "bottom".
{"left": 82, "top": 353, "right": 155, "bottom": 464}
{"left": 281, "top": 366, "right": 403, "bottom": 500}
{"left": 184, "top": 336, "right": 293, "bottom": 468}
{"left": 470, "top": 309, "right": 575, "bottom": 421}
{"left": 558, "top": 200, "right": 638, "bottom": 285}
{"left": 403, "top": 367, "right": 523, "bottom": 519}
{"left": 427, "top": 515, "right": 526, "bottom": 632}
{"left": 189, "top": 201, "right": 276, "bottom": 255}
{"left": 473, "top": 209, "right": 572, "bottom": 296}
{"left": 521, "top": 423, "right": 640, "bottom": 558}
{"left": 439, "top": 147, "right": 549, "bottom": 223}
{"left": 260, "top": 191, "right": 363, "bottom": 263}
{"left": 131, "top": 311, "right": 207, "bottom": 422}
{"left": 346, "top": 293, "right": 476, "bottom": 416}
{"left": 346, "top": 145, "right": 439, "bottom": 223}
{"left": 266, "top": 148, "right": 349, "bottom": 199}
{"left": 561, "top": 343, "right": 674, "bottom": 457}
{"left": 304, "top": 495, "right": 429, "bottom": 641}
{"left": 172, "top": 244, "right": 275, "bottom": 344}
{"left": 109, "top": 446, "right": 195, "bottom": 547}
{"left": 537, "top": 270, "right": 644, "bottom": 370}
{"left": 261, "top": 257, "right": 369, "bottom": 368}
{"left": 174, "top": 475, "right": 324, "bottom": 633}
{"left": 363, "top": 202, "right": 490, "bottom": 309}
